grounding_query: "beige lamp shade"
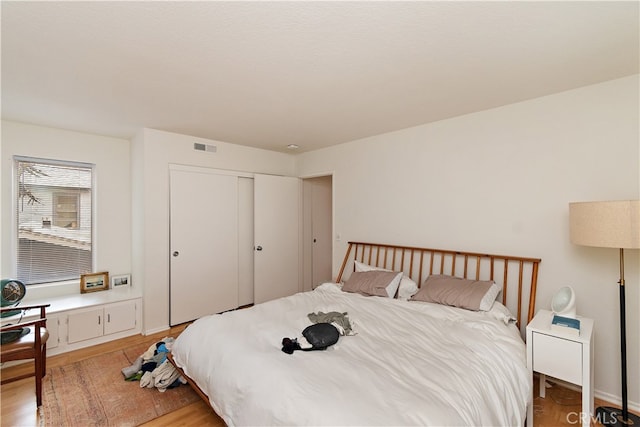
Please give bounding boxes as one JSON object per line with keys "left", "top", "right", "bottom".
{"left": 569, "top": 200, "right": 640, "bottom": 249}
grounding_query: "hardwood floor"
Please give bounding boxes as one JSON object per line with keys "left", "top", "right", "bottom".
{"left": 0, "top": 324, "right": 224, "bottom": 427}
{"left": 1, "top": 327, "right": 637, "bottom": 427}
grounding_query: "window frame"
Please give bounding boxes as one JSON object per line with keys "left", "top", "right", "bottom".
{"left": 13, "top": 155, "right": 96, "bottom": 286}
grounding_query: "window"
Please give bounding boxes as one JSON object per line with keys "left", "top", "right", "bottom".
{"left": 53, "top": 192, "right": 80, "bottom": 229}
{"left": 16, "top": 157, "right": 93, "bottom": 285}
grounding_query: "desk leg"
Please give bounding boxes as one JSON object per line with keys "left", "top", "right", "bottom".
{"left": 540, "top": 373, "right": 546, "bottom": 398}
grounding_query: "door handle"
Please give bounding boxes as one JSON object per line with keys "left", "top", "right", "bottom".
{"left": 172, "top": 251, "right": 179, "bottom": 257}
{"left": 255, "top": 246, "right": 263, "bottom": 251}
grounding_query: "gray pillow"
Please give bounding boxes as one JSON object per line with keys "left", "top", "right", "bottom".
{"left": 410, "top": 274, "right": 500, "bottom": 311}
{"left": 342, "top": 270, "right": 403, "bottom": 298}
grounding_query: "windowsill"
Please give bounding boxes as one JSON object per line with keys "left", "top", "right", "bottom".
{"left": 22, "top": 280, "right": 84, "bottom": 302}
{"left": 22, "top": 285, "right": 142, "bottom": 314}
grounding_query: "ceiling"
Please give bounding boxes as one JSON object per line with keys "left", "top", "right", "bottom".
{"left": 2, "top": 1, "right": 638, "bottom": 154}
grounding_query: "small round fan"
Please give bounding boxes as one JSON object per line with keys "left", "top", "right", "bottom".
{"left": 551, "top": 286, "right": 576, "bottom": 318}
{"left": 1, "top": 279, "right": 29, "bottom": 344}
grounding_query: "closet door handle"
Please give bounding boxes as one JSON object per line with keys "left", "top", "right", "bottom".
{"left": 173, "top": 251, "right": 179, "bottom": 257}
{"left": 255, "top": 246, "right": 263, "bottom": 251}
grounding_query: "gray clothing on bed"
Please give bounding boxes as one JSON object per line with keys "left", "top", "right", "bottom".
{"left": 307, "top": 311, "right": 355, "bottom": 336}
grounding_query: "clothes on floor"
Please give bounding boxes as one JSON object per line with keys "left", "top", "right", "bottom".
{"left": 121, "top": 336, "right": 186, "bottom": 392}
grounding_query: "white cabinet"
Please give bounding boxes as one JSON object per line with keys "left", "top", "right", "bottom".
{"left": 526, "top": 309, "right": 594, "bottom": 427}
{"left": 67, "top": 300, "right": 138, "bottom": 344}
{"left": 12, "top": 291, "right": 142, "bottom": 358}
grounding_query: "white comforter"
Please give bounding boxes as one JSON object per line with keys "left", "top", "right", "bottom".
{"left": 172, "top": 283, "right": 531, "bottom": 426}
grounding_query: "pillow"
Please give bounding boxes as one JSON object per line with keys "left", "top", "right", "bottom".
{"left": 354, "top": 260, "right": 418, "bottom": 299}
{"left": 488, "top": 301, "right": 517, "bottom": 325}
{"left": 354, "top": 260, "right": 383, "bottom": 273}
{"left": 410, "top": 274, "right": 500, "bottom": 311}
{"left": 396, "top": 276, "right": 418, "bottom": 301}
{"left": 342, "top": 270, "right": 403, "bottom": 298}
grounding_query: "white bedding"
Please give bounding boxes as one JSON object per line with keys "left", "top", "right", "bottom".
{"left": 172, "top": 283, "right": 531, "bottom": 426}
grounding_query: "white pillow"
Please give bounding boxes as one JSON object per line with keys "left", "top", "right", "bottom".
{"left": 488, "top": 301, "right": 517, "bottom": 324}
{"left": 354, "top": 260, "right": 418, "bottom": 299}
{"left": 479, "top": 282, "right": 501, "bottom": 311}
{"left": 314, "top": 282, "right": 343, "bottom": 293}
{"left": 354, "top": 260, "right": 382, "bottom": 273}
{"left": 396, "top": 276, "right": 418, "bottom": 301}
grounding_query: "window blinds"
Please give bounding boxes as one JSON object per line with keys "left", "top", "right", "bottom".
{"left": 16, "top": 158, "right": 93, "bottom": 285}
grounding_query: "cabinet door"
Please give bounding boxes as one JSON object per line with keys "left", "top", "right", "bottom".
{"left": 68, "top": 307, "right": 103, "bottom": 343}
{"left": 46, "top": 314, "right": 60, "bottom": 349}
{"left": 104, "top": 300, "right": 137, "bottom": 335}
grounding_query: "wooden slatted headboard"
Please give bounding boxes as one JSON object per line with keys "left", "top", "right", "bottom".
{"left": 336, "top": 241, "right": 541, "bottom": 329}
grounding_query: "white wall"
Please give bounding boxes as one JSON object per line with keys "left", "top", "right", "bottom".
{"left": 1, "top": 120, "right": 132, "bottom": 299}
{"left": 131, "top": 128, "right": 296, "bottom": 334}
{"left": 296, "top": 75, "right": 640, "bottom": 408}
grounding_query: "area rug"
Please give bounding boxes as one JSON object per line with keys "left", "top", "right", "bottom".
{"left": 42, "top": 341, "right": 200, "bottom": 427}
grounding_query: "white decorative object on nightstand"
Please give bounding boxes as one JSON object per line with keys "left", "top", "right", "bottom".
{"left": 526, "top": 309, "right": 594, "bottom": 427}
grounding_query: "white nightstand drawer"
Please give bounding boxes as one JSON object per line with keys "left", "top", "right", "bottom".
{"left": 532, "top": 332, "right": 582, "bottom": 385}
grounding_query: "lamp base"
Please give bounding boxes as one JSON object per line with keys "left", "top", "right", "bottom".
{"left": 596, "top": 406, "right": 640, "bottom": 426}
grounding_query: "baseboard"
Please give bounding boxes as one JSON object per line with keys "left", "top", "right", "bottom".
{"left": 541, "top": 375, "right": 640, "bottom": 413}
{"left": 143, "top": 325, "right": 171, "bottom": 336}
{"left": 594, "top": 389, "right": 640, "bottom": 414}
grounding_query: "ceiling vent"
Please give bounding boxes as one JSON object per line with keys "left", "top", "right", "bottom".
{"left": 194, "top": 143, "right": 217, "bottom": 153}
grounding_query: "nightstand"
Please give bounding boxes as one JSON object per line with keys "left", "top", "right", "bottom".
{"left": 526, "top": 309, "right": 594, "bottom": 427}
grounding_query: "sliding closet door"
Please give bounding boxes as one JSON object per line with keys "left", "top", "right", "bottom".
{"left": 169, "top": 168, "right": 239, "bottom": 325}
{"left": 254, "top": 174, "right": 301, "bottom": 304}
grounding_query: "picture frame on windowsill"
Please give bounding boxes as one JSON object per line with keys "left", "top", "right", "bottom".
{"left": 111, "top": 274, "right": 131, "bottom": 288}
{"left": 80, "top": 271, "right": 109, "bottom": 293}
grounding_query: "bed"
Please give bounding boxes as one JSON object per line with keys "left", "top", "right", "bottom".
{"left": 170, "top": 241, "right": 541, "bottom": 426}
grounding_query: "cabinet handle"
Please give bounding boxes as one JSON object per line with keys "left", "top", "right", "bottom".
{"left": 108, "top": 314, "right": 111, "bottom": 323}
{"left": 98, "top": 315, "right": 101, "bottom": 325}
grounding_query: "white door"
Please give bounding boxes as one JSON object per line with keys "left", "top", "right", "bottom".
{"left": 254, "top": 174, "right": 300, "bottom": 304}
{"left": 170, "top": 169, "right": 239, "bottom": 325}
{"left": 311, "top": 176, "right": 333, "bottom": 286}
